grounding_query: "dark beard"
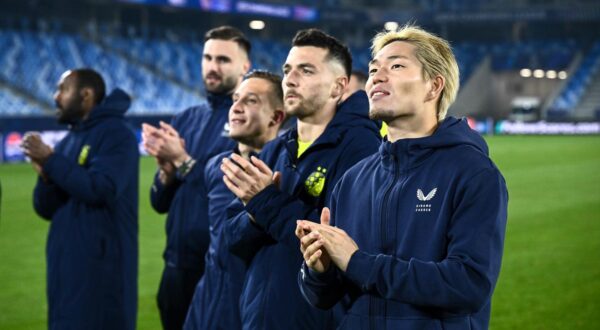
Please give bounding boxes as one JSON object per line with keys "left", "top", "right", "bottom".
{"left": 57, "top": 95, "right": 85, "bottom": 125}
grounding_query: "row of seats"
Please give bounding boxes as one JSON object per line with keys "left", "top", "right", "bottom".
{"left": 549, "top": 41, "right": 600, "bottom": 113}
{"left": 0, "top": 28, "right": 591, "bottom": 117}
{"left": 0, "top": 85, "right": 44, "bottom": 116}
{"left": 0, "top": 29, "right": 206, "bottom": 116}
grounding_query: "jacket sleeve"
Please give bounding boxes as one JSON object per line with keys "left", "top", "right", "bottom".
{"left": 244, "top": 185, "right": 320, "bottom": 249}
{"left": 148, "top": 113, "right": 189, "bottom": 214}
{"left": 32, "top": 177, "right": 69, "bottom": 220}
{"left": 298, "top": 179, "right": 353, "bottom": 309}
{"left": 343, "top": 168, "right": 508, "bottom": 314}
{"left": 223, "top": 199, "right": 273, "bottom": 263}
{"left": 42, "top": 127, "right": 139, "bottom": 207}
{"left": 245, "top": 128, "right": 380, "bottom": 250}
{"left": 205, "top": 158, "right": 235, "bottom": 226}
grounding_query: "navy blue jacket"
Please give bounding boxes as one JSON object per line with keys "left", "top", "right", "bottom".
{"left": 225, "top": 91, "right": 381, "bottom": 329}
{"left": 150, "top": 93, "right": 236, "bottom": 270}
{"left": 33, "top": 89, "right": 139, "bottom": 330}
{"left": 299, "top": 117, "right": 508, "bottom": 330}
{"left": 184, "top": 148, "right": 250, "bottom": 330}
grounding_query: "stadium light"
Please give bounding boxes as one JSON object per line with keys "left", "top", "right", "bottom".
{"left": 558, "top": 71, "right": 568, "bottom": 80}
{"left": 546, "top": 70, "right": 557, "bottom": 79}
{"left": 249, "top": 20, "right": 265, "bottom": 30}
{"left": 384, "top": 22, "right": 398, "bottom": 31}
{"left": 533, "top": 69, "right": 545, "bottom": 78}
{"left": 520, "top": 68, "right": 532, "bottom": 78}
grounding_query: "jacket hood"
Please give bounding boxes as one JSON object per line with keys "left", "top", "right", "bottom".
{"left": 207, "top": 91, "right": 234, "bottom": 111}
{"left": 278, "top": 90, "right": 379, "bottom": 154}
{"left": 77, "top": 88, "right": 131, "bottom": 129}
{"left": 328, "top": 90, "right": 378, "bottom": 131}
{"left": 380, "top": 116, "right": 489, "bottom": 172}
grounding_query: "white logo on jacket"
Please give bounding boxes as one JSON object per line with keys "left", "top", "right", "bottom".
{"left": 416, "top": 188, "right": 437, "bottom": 212}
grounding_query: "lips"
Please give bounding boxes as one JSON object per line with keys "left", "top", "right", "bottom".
{"left": 285, "top": 91, "right": 301, "bottom": 100}
{"left": 205, "top": 73, "right": 221, "bottom": 84}
{"left": 369, "top": 88, "right": 390, "bottom": 101}
{"left": 230, "top": 118, "right": 246, "bottom": 126}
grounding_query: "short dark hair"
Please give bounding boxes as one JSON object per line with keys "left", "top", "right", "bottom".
{"left": 291, "top": 29, "right": 352, "bottom": 77}
{"left": 205, "top": 25, "right": 251, "bottom": 57}
{"left": 244, "top": 70, "right": 283, "bottom": 109}
{"left": 351, "top": 70, "right": 368, "bottom": 85}
{"left": 72, "top": 68, "right": 106, "bottom": 105}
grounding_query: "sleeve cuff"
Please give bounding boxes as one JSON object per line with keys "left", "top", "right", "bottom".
{"left": 344, "top": 250, "right": 375, "bottom": 288}
{"left": 244, "top": 184, "right": 280, "bottom": 227}
{"left": 302, "top": 261, "right": 339, "bottom": 284}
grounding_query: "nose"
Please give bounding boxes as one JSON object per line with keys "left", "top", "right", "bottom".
{"left": 370, "top": 67, "right": 388, "bottom": 85}
{"left": 204, "top": 58, "right": 219, "bottom": 73}
{"left": 53, "top": 91, "right": 60, "bottom": 103}
{"left": 230, "top": 99, "right": 244, "bottom": 114}
{"left": 283, "top": 70, "right": 299, "bottom": 88}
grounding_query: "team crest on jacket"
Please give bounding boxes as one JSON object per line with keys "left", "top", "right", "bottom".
{"left": 305, "top": 166, "right": 327, "bottom": 197}
{"left": 78, "top": 145, "right": 91, "bottom": 165}
{"left": 416, "top": 188, "right": 437, "bottom": 212}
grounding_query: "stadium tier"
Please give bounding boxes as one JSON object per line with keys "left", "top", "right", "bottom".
{"left": 0, "top": 27, "right": 598, "bottom": 118}
{"left": 549, "top": 41, "right": 600, "bottom": 117}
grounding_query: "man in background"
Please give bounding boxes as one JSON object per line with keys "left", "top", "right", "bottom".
{"left": 341, "top": 70, "right": 367, "bottom": 101}
{"left": 23, "top": 68, "right": 139, "bottom": 329}
{"left": 142, "top": 25, "right": 251, "bottom": 330}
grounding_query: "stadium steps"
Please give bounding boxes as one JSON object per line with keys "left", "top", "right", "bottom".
{"left": 0, "top": 78, "right": 53, "bottom": 115}
{"left": 89, "top": 36, "right": 200, "bottom": 96}
{"left": 574, "top": 69, "right": 600, "bottom": 119}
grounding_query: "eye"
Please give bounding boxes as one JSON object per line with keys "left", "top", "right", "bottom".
{"left": 391, "top": 63, "right": 404, "bottom": 70}
{"left": 302, "top": 68, "right": 313, "bottom": 75}
{"left": 245, "top": 98, "right": 258, "bottom": 105}
{"left": 368, "top": 68, "right": 378, "bottom": 76}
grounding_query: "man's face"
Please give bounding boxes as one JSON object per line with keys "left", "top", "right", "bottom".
{"left": 53, "top": 71, "right": 84, "bottom": 124}
{"left": 282, "top": 46, "right": 337, "bottom": 119}
{"left": 366, "top": 41, "right": 432, "bottom": 123}
{"left": 228, "top": 77, "right": 276, "bottom": 146}
{"left": 202, "top": 39, "right": 249, "bottom": 94}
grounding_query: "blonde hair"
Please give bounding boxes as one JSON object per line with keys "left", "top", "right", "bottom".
{"left": 371, "top": 24, "right": 459, "bottom": 121}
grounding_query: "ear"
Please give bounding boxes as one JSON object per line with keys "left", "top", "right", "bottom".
{"left": 80, "top": 87, "right": 95, "bottom": 104}
{"left": 425, "top": 75, "right": 445, "bottom": 103}
{"left": 242, "top": 59, "right": 251, "bottom": 76}
{"left": 331, "top": 75, "right": 348, "bottom": 99}
{"left": 269, "top": 108, "right": 285, "bottom": 127}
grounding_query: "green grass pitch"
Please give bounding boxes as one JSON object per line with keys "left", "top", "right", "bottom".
{"left": 0, "top": 136, "right": 598, "bottom": 329}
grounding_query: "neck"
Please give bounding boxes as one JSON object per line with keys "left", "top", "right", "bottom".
{"left": 238, "top": 143, "right": 258, "bottom": 159}
{"left": 386, "top": 110, "right": 439, "bottom": 143}
{"left": 237, "top": 130, "right": 277, "bottom": 158}
{"left": 297, "top": 102, "right": 336, "bottom": 142}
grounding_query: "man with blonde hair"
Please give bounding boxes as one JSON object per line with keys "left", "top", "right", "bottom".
{"left": 296, "top": 25, "right": 508, "bottom": 329}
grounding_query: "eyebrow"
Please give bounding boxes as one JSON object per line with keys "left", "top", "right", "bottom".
{"left": 283, "top": 62, "right": 317, "bottom": 70}
{"left": 234, "top": 92, "right": 260, "bottom": 99}
{"left": 369, "top": 55, "right": 409, "bottom": 66}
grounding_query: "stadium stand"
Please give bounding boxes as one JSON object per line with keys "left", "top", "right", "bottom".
{"left": 0, "top": 22, "right": 598, "bottom": 119}
{"left": 549, "top": 41, "right": 600, "bottom": 118}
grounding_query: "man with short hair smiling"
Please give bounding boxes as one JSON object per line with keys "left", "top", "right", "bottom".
{"left": 183, "top": 70, "right": 285, "bottom": 330}
{"left": 142, "top": 25, "right": 251, "bottom": 330}
{"left": 220, "top": 28, "right": 380, "bottom": 329}
{"left": 296, "top": 25, "right": 508, "bottom": 330}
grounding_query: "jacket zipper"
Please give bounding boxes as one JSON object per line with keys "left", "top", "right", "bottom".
{"left": 373, "top": 155, "right": 400, "bottom": 329}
